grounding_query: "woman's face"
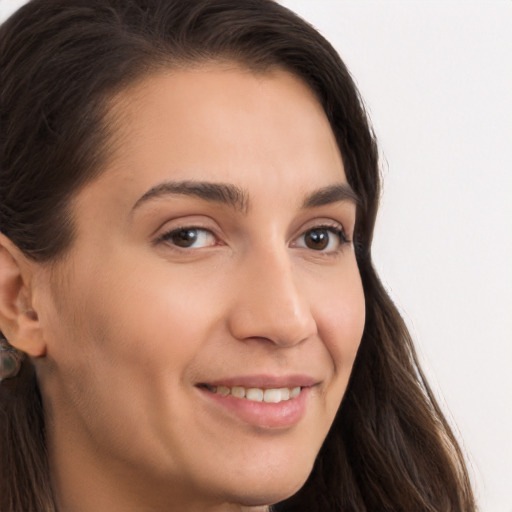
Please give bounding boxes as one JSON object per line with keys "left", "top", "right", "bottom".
{"left": 36, "top": 66, "right": 365, "bottom": 510}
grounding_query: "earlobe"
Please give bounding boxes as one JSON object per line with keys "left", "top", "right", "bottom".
{"left": 0, "top": 234, "right": 46, "bottom": 357}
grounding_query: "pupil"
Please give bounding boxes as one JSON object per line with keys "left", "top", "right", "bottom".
{"left": 305, "top": 229, "right": 329, "bottom": 250}
{"left": 172, "top": 229, "right": 198, "bottom": 247}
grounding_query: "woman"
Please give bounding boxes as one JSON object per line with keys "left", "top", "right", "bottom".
{"left": 0, "top": 0, "right": 476, "bottom": 510}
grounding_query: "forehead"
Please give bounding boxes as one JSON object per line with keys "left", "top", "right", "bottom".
{"left": 104, "top": 64, "right": 343, "bottom": 177}
{"left": 73, "top": 64, "right": 347, "bottom": 223}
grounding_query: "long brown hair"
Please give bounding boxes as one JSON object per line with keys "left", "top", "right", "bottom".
{"left": 0, "top": 0, "right": 476, "bottom": 510}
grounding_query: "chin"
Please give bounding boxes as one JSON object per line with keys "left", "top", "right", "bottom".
{"left": 218, "top": 459, "right": 313, "bottom": 508}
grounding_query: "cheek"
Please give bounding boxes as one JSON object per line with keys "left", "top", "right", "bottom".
{"left": 44, "top": 240, "right": 236, "bottom": 404}
{"left": 40, "top": 255, "right": 223, "bottom": 466}
{"left": 312, "top": 263, "right": 365, "bottom": 378}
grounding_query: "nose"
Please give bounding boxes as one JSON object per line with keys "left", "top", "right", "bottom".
{"left": 227, "top": 247, "right": 317, "bottom": 347}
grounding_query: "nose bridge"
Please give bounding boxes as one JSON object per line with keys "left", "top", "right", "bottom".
{"left": 228, "top": 244, "right": 317, "bottom": 346}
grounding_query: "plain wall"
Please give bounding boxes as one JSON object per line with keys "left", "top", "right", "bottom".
{"left": 1, "top": 0, "right": 511, "bottom": 510}
{"left": 278, "top": 2, "right": 512, "bottom": 511}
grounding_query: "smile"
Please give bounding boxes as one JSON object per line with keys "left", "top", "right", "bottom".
{"left": 196, "top": 375, "right": 317, "bottom": 428}
{"left": 201, "top": 384, "right": 302, "bottom": 403}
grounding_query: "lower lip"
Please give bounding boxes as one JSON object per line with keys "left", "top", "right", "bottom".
{"left": 198, "top": 387, "right": 311, "bottom": 429}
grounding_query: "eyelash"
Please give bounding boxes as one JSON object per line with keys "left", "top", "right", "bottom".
{"left": 155, "top": 223, "right": 351, "bottom": 253}
{"left": 155, "top": 226, "right": 218, "bottom": 249}
{"left": 293, "top": 224, "right": 350, "bottom": 253}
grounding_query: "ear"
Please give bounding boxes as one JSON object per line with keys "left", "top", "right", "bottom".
{"left": 0, "top": 233, "right": 46, "bottom": 357}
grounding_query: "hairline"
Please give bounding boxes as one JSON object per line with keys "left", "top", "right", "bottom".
{"left": 51, "top": 57, "right": 336, "bottom": 263}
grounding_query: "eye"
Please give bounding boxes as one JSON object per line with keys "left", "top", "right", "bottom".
{"left": 158, "top": 227, "right": 217, "bottom": 249}
{"left": 294, "top": 225, "right": 348, "bottom": 252}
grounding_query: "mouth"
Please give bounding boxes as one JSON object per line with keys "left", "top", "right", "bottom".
{"left": 198, "top": 384, "right": 303, "bottom": 404}
{"left": 195, "top": 376, "right": 316, "bottom": 429}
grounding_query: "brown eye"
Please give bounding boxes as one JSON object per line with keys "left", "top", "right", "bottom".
{"left": 171, "top": 229, "right": 198, "bottom": 247}
{"left": 160, "top": 228, "right": 216, "bottom": 249}
{"left": 294, "top": 226, "right": 347, "bottom": 252}
{"left": 304, "top": 228, "right": 330, "bottom": 250}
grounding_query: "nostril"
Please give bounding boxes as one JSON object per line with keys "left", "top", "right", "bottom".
{"left": 227, "top": 255, "right": 317, "bottom": 346}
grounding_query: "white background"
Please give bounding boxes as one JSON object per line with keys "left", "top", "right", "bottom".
{"left": 2, "top": 1, "right": 511, "bottom": 511}
{"left": 278, "top": 2, "right": 511, "bottom": 511}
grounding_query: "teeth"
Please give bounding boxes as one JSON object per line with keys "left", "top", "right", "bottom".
{"left": 263, "top": 388, "right": 282, "bottom": 403}
{"left": 231, "top": 386, "right": 245, "bottom": 398}
{"left": 278, "top": 388, "right": 290, "bottom": 400}
{"left": 207, "top": 385, "right": 303, "bottom": 403}
{"left": 246, "top": 388, "right": 264, "bottom": 402}
{"left": 217, "top": 385, "right": 230, "bottom": 396}
{"left": 290, "top": 386, "right": 301, "bottom": 398}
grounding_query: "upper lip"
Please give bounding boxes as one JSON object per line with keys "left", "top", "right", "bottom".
{"left": 198, "top": 374, "right": 319, "bottom": 389}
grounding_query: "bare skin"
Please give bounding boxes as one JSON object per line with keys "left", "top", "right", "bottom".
{"left": 0, "top": 65, "right": 365, "bottom": 511}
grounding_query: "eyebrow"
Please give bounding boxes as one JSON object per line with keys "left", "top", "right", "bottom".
{"left": 131, "top": 180, "right": 249, "bottom": 213}
{"left": 301, "top": 183, "right": 360, "bottom": 209}
{"left": 131, "top": 179, "right": 359, "bottom": 214}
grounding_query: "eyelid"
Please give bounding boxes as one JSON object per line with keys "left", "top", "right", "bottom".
{"left": 152, "top": 215, "right": 222, "bottom": 247}
{"left": 152, "top": 216, "right": 352, "bottom": 253}
{"left": 293, "top": 218, "right": 349, "bottom": 239}
{"left": 156, "top": 225, "right": 220, "bottom": 249}
{"left": 291, "top": 220, "right": 351, "bottom": 252}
